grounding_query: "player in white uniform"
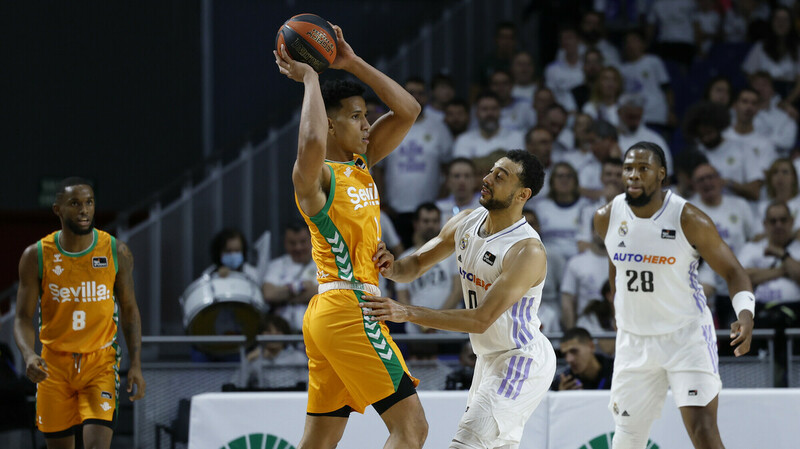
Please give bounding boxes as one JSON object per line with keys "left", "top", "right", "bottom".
{"left": 362, "top": 150, "right": 556, "bottom": 449}
{"left": 594, "top": 142, "right": 755, "bottom": 449}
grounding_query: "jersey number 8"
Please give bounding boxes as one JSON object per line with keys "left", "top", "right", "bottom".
{"left": 72, "top": 310, "right": 87, "bottom": 330}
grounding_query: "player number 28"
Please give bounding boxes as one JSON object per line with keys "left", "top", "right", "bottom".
{"left": 72, "top": 310, "right": 87, "bottom": 330}
{"left": 626, "top": 270, "right": 654, "bottom": 292}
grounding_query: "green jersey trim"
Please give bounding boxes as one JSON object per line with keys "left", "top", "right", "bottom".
{"left": 307, "top": 164, "right": 336, "bottom": 221}
{"left": 37, "top": 240, "right": 43, "bottom": 279}
{"left": 111, "top": 236, "right": 119, "bottom": 274}
{"left": 354, "top": 289, "right": 405, "bottom": 389}
{"left": 54, "top": 229, "right": 99, "bottom": 258}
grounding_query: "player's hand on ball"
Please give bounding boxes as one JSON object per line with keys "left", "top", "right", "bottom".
{"left": 360, "top": 295, "right": 409, "bottom": 323}
{"left": 127, "top": 365, "right": 147, "bottom": 401}
{"left": 25, "top": 354, "right": 48, "bottom": 383}
{"left": 730, "top": 310, "right": 754, "bottom": 357}
{"left": 274, "top": 44, "right": 316, "bottom": 82}
{"left": 327, "top": 23, "right": 356, "bottom": 70}
{"left": 372, "top": 241, "right": 395, "bottom": 277}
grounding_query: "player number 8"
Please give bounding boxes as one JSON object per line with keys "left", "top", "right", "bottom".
{"left": 72, "top": 310, "right": 87, "bottom": 330}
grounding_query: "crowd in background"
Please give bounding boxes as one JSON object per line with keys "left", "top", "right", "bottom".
{"left": 203, "top": 0, "right": 800, "bottom": 381}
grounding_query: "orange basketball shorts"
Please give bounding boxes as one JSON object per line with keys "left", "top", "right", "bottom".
{"left": 303, "top": 288, "right": 419, "bottom": 414}
{"left": 37, "top": 344, "right": 120, "bottom": 434}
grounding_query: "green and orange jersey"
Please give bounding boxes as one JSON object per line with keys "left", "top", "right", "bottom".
{"left": 37, "top": 229, "right": 119, "bottom": 353}
{"left": 297, "top": 154, "right": 383, "bottom": 287}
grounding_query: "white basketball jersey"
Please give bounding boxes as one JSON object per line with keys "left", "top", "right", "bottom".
{"left": 604, "top": 191, "right": 708, "bottom": 335}
{"left": 455, "top": 208, "right": 545, "bottom": 355}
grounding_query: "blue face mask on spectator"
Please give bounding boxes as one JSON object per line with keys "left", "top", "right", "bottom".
{"left": 221, "top": 252, "right": 244, "bottom": 270}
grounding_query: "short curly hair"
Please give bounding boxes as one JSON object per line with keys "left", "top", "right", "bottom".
{"left": 505, "top": 149, "right": 545, "bottom": 198}
{"left": 683, "top": 100, "right": 731, "bottom": 137}
{"left": 321, "top": 80, "right": 365, "bottom": 115}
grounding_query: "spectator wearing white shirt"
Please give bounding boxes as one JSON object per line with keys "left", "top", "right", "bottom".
{"left": 582, "top": 66, "right": 624, "bottom": 127}
{"left": 234, "top": 314, "right": 309, "bottom": 390}
{"left": 536, "top": 161, "right": 591, "bottom": 261}
{"left": 690, "top": 163, "right": 758, "bottom": 324}
{"left": 683, "top": 100, "right": 763, "bottom": 200}
{"left": 525, "top": 125, "right": 555, "bottom": 203}
{"left": 424, "top": 73, "right": 456, "bottom": 123}
{"left": 545, "top": 26, "right": 585, "bottom": 111}
{"left": 579, "top": 10, "right": 622, "bottom": 67}
{"left": 577, "top": 158, "right": 624, "bottom": 252}
{"left": 555, "top": 11, "right": 623, "bottom": 68}
{"left": 693, "top": 0, "right": 723, "bottom": 57}
{"left": 570, "top": 49, "right": 606, "bottom": 113}
{"left": 444, "top": 98, "right": 471, "bottom": 140}
{"left": 261, "top": 224, "right": 318, "bottom": 332}
{"left": 435, "top": 158, "right": 481, "bottom": 225}
{"left": 723, "top": 87, "right": 779, "bottom": 176}
{"left": 379, "top": 76, "right": 454, "bottom": 246}
{"left": 620, "top": 30, "right": 675, "bottom": 127}
{"left": 646, "top": 0, "right": 697, "bottom": 68}
{"left": 738, "top": 201, "right": 800, "bottom": 370}
{"left": 750, "top": 71, "right": 799, "bottom": 156}
{"left": 533, "top": 87, "right": 556, "bottom": 127}
{"left": 722, "top": 0, "right": 771, "bottom": 43}
{"left": 754, "top": 158, "right": 800, "bottom": 236}
{"left": 395, "top": 203, "right": 462, "bottom": 337}
{"left": 541, "top": 103, "right": 575, "bottom": 160}
{"left": 742, "top": 7, "right": 800, "bottom": 106}
{"left": 615, "top": 93, "right": 674, "bottom": 175}
{"left": 579, "top": 120, "right": 620, "bottom": 200}
{"left": 704, "top": 75, "right": 733, "bottom": 108}
{"left": 452, "top": 91, "right": 524, "bottom": 160}
{"left": 561, "top": 232, "right": 610, "bottom": 330}
{"left": 489, "top": 69, "right": 536, "bottom": 132}
{"left": 523, "top": 208, "right": 566, "bottom": 334}
{"left": 510, "top": 50, "right": 538, "bottom": 102}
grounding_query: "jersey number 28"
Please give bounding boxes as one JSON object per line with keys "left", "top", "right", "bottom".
{"left": 626, "top": 270, "right": 654, "bottom": 292}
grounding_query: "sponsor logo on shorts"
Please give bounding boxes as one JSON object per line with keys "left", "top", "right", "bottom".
{"left": 101, "top": 391, "right": 112, "bottom": 399}
{"left": 577, "top": 433, "right": 660, "bottom": 449}
{"left": 661, "top": 229, "right": 676, "bottom": 239}
{"left": 482, "top": 251, "right": 496, "bottom": 266}
{"left": 92, "top": 257, "right": 108, "bottom": 268}
{"left": 225, "top": 433, "right": 296, "bottom": 449}
{"left": 689, "top": 389, "right": 698, "bottom": 396}
{"left": 100, "top": 402, "right": 111, "bottom": 411}
{"left": 621, "top": 410, "right": 630, "bottom": 416}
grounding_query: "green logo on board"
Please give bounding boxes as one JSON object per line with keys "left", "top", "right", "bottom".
{"left": 578, "top": 432, "right": 660, "bottom": 449}
{"left": 220, "top": 433, "right": 296, "bottom": 449}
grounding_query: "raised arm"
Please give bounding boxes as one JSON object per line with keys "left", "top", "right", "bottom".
{"left": 14, "top": 244, "right": 48, "bottom": 383}
{"left": 115, "top": 241, "right": 146, "bottom": 400}
{"left": 275, "top": 45, "right": 330, "bottom": 217}
{"left": 681, "top": 203, "right": 754, "bottom": 356}
{"left": 326, "top": 25, "right": 420, "bottom": 167}
{"left": 362, "top": 238, "right": 547, "bottom": 334}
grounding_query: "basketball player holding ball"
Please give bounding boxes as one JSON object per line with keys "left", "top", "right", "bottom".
{"left": 274, "top": 18, "right": 427, "bottom": 448}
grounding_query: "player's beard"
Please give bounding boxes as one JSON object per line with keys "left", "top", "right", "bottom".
{"left": 625, "top": 189, "right": 654, "bottom": 208}
{"left": 64, "top": 217, "right": 95, "bottom": 235}
{"left": 481, "top": 191, "right": 514, "bottom": 211}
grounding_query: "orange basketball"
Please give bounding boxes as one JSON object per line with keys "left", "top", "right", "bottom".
{"left": 275, "top": 13, "right": 338, "bottom": 73}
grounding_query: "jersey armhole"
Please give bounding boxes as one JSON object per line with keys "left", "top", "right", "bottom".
{"left": 36, "top": 240, "right": 43, "bottom": 279}
{"left": 308, "top": 164, "right": 336, "bottom": 221}
{"left": 111, "top": 236, "right": 119, "bottom": 274}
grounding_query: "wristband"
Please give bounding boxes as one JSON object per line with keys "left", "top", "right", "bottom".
{"left": 731, "top": 291, "right": 755, "bottom": 319}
